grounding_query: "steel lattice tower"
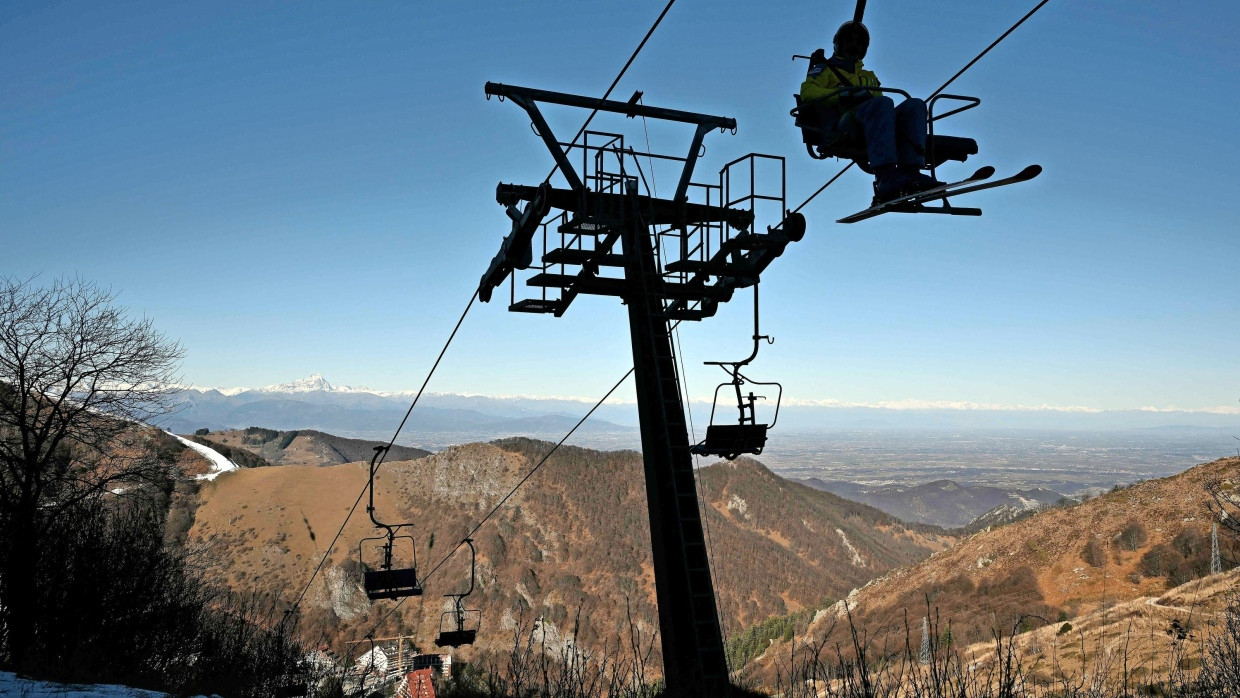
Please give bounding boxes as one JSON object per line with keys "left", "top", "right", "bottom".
{"left": 478, "top": 83, "right": 805, "bottom": 696}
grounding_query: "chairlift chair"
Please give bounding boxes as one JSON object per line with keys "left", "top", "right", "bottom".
{"left": 789, "top": 0, "right": 979, "bottom": 179}
{"left": 690, "top": 284, "right": 783, "bottom": 461}
{"left": 359, "top": 533, "right": 423, "bottom": 601}
{"left": 357, "top": 446, "right": 424, "bottom": 601}
{"left": 692, "top": 373, "right": 782, "bottom": 461}
{"left": 435, "top": 538, "right": 481, "bottom": 648}
{"left": 791, "top": 89, "right": 979, "bottom": 176}
{"left": 786, "top": 0, "right": 1042, "bottom": 222}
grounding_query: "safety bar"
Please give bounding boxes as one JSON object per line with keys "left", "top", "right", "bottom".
{"left": 790, "top": 85, "right": 913, "bottom": 119}
{"left": 928, "top": 93, "right": 981, "bottom": 122}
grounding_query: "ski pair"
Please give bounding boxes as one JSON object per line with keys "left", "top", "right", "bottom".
{"left": 837, "top": 164, "right": 1042, "bottom": 224}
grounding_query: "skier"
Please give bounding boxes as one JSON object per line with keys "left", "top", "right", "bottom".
{"left": 801, "top": 21, "right": 942, "bottom": 202}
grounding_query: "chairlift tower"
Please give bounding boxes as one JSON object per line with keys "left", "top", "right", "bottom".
{"left": 478, "top": 82, "right": 805, "bottom": 696}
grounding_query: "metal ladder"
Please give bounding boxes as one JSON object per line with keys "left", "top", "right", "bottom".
{"left": 620, "top": 197, "right": 729, "bottom": 694}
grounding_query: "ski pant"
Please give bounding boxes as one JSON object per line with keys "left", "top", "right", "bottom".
{"left": 843, "top": 96, "right": 928, "bottom": 169}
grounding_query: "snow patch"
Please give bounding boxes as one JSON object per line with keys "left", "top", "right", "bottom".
{"left": 1011, "top": 494, "right": 1040, "bottom": 510}
{"left": 167, "top": 431, "right": 238, "bottom": 481}
{"left": 0, "top": 671, "right": 166, "bottom": 696}
{"left": 835, "top": 528, "right": 864, "bottom": 567}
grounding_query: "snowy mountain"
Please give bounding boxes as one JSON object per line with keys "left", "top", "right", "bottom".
{"left": 165, "top": 375, "right": 639, "bottom": 450}
{"left": 165, "top": 374, "right": 1240, "bottom": 453}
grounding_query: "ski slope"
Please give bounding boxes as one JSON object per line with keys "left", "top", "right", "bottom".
{"left": 166, "top": 431, "right": 239, "bottom": 481}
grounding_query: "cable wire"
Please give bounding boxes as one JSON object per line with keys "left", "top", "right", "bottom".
{"left": 929, "top": 0, "right": 1052, "bottom": 100}
{"left": 790, "top": 161, "right": 853, "bottom": 215}
{"left": 362, "top": 367, "right": 636, "bottom": 638}
{"left": 356, "top": 0, "right": 680, "bottom": 644}
{"left": 788, "top": 0, "right": 1052, "bottom": 215}
{"left": 282, "top": 289, "right": 479, "bottom": 624}
{"left": 543, "top": 0, "right": 677, "bottom": 186}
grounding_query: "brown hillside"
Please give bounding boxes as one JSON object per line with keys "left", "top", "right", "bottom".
{"left": 186, "top": 438, "right": 954, "bottom": 665}
{"left": 195, "top": 427, "right": 431, "bottom": 467}
{"left": 958, "top": 568, "right": 1240, "bottom": 690}
{"left": 753, "top": 456, "right": 1240, "bottom": 680}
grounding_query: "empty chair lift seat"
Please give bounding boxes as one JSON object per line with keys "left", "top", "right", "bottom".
{"left": 364, "top": 567, "right": 423, "bottom": 601}
{"left": 692, "top": 423, "right": 768, "bottom": 460}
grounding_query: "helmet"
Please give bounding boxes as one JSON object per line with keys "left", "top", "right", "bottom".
{"left": 833, "top": 21, "right": 869, "bottom": 61}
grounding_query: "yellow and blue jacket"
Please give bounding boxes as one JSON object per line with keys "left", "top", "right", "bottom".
{"left": 800, "top": 56, "right": 881, "bottom": 115}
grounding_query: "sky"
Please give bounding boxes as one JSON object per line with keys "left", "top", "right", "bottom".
{"left": 3, "top": 1, "right": 1239, "bottom": 417}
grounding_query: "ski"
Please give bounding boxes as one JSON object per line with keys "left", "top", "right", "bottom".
{"left": 929, "top": 163, "right": 1042, "bottom": 200}
{"left": 836, "top": 166, "right": 993, "bottom": 224}
{"left": 836, "top": 164, "right": 1041, "bottom": 224}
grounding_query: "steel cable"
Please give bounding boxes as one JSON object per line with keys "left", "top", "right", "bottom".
{"left": 354, "top": 0, "right": 681, "bottom": 646}
{"left": 789, "top": 0, "right": 1052, "bottom": 215}
{"left": 282, "top": 289, "right": 478, "bottom": 625}
{"left": 543, "top": 0, "right": 677, "bottom": 187}
{"left": 362, "top": 368, "right": 635, "bottom": 638}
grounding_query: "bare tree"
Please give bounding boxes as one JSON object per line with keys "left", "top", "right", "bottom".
{"left": 0, "top": 276, "right": 183, "bottom": 671}
{"left": 1205, "top": 480, "right": 1239, "bottom": 538}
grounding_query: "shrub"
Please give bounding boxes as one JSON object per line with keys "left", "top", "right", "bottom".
{"left": 1118, "top": 520, "right": 1149, "bottom": 551}
{"left": 1197, "top": 594, "right": 1240, "bottom": 695}
{"left": 242, "top": 427, "right": 279, "bottom": 445}
{"left": 1142, "top": 543, "right": 1173, "bottom": 577}
{"left": 1082, "top": 538, "right": 1107, "bottom": 568}
{"left": 14, "top": 495, "right": 311, "bottom": 695}
{"left": 194, "top": 427, "right": 210, "bottom": 436}
{"left": 277, "top": 430, "right": 300, "bottom": 450}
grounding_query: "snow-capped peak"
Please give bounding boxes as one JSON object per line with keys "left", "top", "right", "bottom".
{"left": 174, "top": 374, "right": 386, "bottom": 396}
{"left": 244, "top": 374, "right": 381, "bottom": 394}
{"left": 257, "top": 373, "right": 336, "bottom": 393}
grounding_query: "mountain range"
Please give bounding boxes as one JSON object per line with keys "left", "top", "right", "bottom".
{"left": 166, "top": 376, "right": 1240, "bottom": 450}
{"left": 160, "top": 418, "right": 1240, "bottom": 692}
{"left": 165, "top": 375, "right": 638, "bottom": 450}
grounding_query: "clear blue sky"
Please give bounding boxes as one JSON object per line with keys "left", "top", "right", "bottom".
{"left": 4, "top": 1, "right": 1238, "bottom": 414}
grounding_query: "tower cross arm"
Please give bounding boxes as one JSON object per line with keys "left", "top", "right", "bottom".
{"left": 495, "top": 183, "right": 753, "bottom": 231}
{"left": 485, "top": 82, "right": 736, "bottom": 131}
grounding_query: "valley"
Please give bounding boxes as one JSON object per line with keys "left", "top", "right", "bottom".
{"left": 175, "top": 422, "right": 1240, "bottom": 693}
{"left": 183, "top": 435, "right": 955, "bottom": 668}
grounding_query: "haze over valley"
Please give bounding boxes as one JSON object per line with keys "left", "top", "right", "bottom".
{"left": 169, "top": 374, "right": 1239, "bottom": 505}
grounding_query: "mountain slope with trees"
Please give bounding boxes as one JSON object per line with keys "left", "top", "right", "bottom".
{"left": 0, "top": 276, "right": 309, "bottom": 695}
{"left": 191, "top": 427, "right": 430, "bottom": 467}
{"left": 750, "top": 455, "right": 1240, "bottom": 685}
{"left": 185, "top": 437, "right": 956, "bottom": 666}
